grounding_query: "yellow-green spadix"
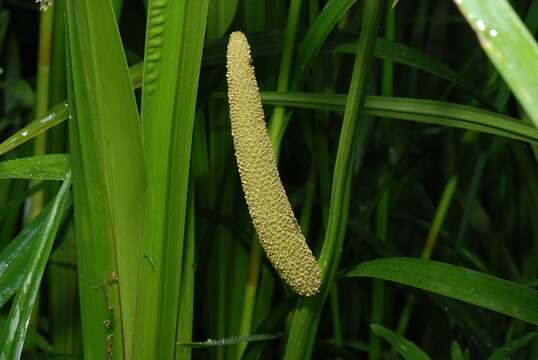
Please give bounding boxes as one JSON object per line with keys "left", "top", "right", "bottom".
{"left": 226, "top": 31, "right": 322, "bottom": 296}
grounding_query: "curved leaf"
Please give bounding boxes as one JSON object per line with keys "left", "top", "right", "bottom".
{"left": 370, "top": 324, "right": 431, "bottom": 360}
{"left": 453, "top": 0, "right": 538, "bottom": 126}
{"left": 260, "top": 92, "right": 538, "bottom": 143}
{"left": 291, "top": 0, "right": 356, "bottom": 90}
{"left": 343, "top": 257, "right": 538, "bottom": 325}
{"left": 0, "top": 102, "right": 69, "bottom": 157}
{"left": 0, "top": 195, "right": 72, "bottom": 308}
{"left": 488, "top": 332, "right": 537, "bottom": 360}
{"left": 336, "top": 39, "right": 490, "bottom": 105}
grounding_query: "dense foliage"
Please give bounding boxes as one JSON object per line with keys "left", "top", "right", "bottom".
{"left": 0, "top": 0, "right": 538, "bottom": 359}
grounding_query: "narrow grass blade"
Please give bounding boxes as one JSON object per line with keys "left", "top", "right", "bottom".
{"left": 0, "top": 171, "right": 71, "bottom": 359}
{"left": 0, "top": 10, "right": 9, "bottom": 45}
{"left": 0, "top": 197, "right": 72, "bottom": 308}
{"left": 175, "top": 184, "right": 196, "bottom": 360}
{"left": 421, "top": 175, "right": 458, "bottom": 259}
{"left": 453, "top": 0, "right": 538, "bottom": 126}
{"left": 259, "top": 93, "right": 538, "bottom": 143}
{"left": 0, "top": 154, "right": 69, "bottom": 181}
{"left": 291, "top": 0, "right": 356, "bottom": 90}
{"left": 31, "top": 0, "right": 56, "bottom": 221}
{"left": 488, "top": 332, "right": 537, "bottom": 360}
{"left": 178, "top": 334, "right": 282, "bottom": 348}
{"left": 0, "top": 102, "right": 68, "bottom": 157}
{"left": 343, "top": 257, "right": 538, "bottom": 325}
{"left": 336, "top": 39, "right": 489, "bottom": 105}
{"left": 135, "top": 0, "right": 209, "bottom": 358}
{"left": 370, "top": 324, "right": 431, "bottom": 360}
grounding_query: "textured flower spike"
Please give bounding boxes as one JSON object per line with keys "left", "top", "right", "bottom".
{"left": 36, "top": 0, "right": 53, "bottom": 11}
{"left": 226, "top": 31, "right": 322, "bottom": 296}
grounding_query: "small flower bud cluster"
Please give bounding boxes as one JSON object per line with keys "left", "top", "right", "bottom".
{"left": 36, "top": 0, "right": 53, "bottom": 11}
{"left": 226, "top": 31, "right": 322, "bottom": 296}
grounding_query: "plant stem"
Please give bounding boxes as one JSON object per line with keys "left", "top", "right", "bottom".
{"left": 30, "top": 2, "right": 54, "bottom": 220}
{"left": 284, "top": 1, "right": 384, "bottom": 358}
{"left": 370, "top": 7, "right": 394, "bottom": 357}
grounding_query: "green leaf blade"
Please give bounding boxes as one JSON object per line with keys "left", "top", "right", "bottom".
{"left": 0, "top": 154, "right": 69, "bottom": 181}
{"left": 0, "top": 172, "right": 71, "bottom": 359}
{"left": 135, "top": 0, "right": 209, "bottom": 358}
{"left": 344, "top": 257, "right": 538, "bottom": 325}
{"left": 65, "top": 0, "right": 147, "bottom": 356}
{"left": 454, "top": 0, "right": 538, "bottom": 126}
{"left": 370, "top": 324, "right": 431, "bottom": 360}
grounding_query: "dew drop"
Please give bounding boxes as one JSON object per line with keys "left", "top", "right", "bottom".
{"left": 489, "top": 29, "right": 498, "bottom": 37}
{"left": 476, "top": 19, "right": 486, "bottom": 31}
{"left": 21, "top": 131, "right": 28, "bottom": 137}
{"left": 455, "top": 0, "right": 463, "bottom": 4}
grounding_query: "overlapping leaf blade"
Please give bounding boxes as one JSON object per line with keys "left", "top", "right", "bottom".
{"left": 134, "top": 0, "right": 209, "bottom": 358}
{"left": 65, "top": 0, "right": 146, "bottom": 357}
{"left": 0, "top": 172, "right": 71, "bottom": 359}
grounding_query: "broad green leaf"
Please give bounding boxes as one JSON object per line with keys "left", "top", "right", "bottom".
{"left": 0, "top": 172, "right": 71, "bottom": 359}
{"left": 370, "top": 324, "right": 431, "bottom": 360}
{"left": 343, "top": 257, "right": 538, "bottom": 325}
{"left": 453, "top": 0, "right": 538, "bottom": 126}
{"left": 65, "top": 0, "right": 146, "bottom": 357}
{"left": 260, "top": 93, "right": 538, "bottom": 143}
{"left": 0, "top": 197, "right": 72, "bottom": 308}
{"left": 135, "top": 0, "right": 209, "bottom": 358}
{"left": 488, "top": 332, "right": 537, "bottom": 360}
{"left": 0, "top": 154, "right": 69, "bottom": 181}
{"left": 178, "top": 334, "right": 282, "bottom": 348}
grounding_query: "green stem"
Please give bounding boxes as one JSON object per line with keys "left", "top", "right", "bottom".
{"left": 30, "top": 4, "right": 54, "bottom": 220}
{"left": 370, "top": 171, "right": 390, "bottom": 360}
{"left": 370, "top": 8, "right": 394, "bottom": 357}
{"left": 284, "top": 1, "right": 384, "bottom": 358}
{"left": 28, "top": 3, "right": 55, "bottom": 338}
{"left": 236, "top": 237, "right": 262, "bottom": 358}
